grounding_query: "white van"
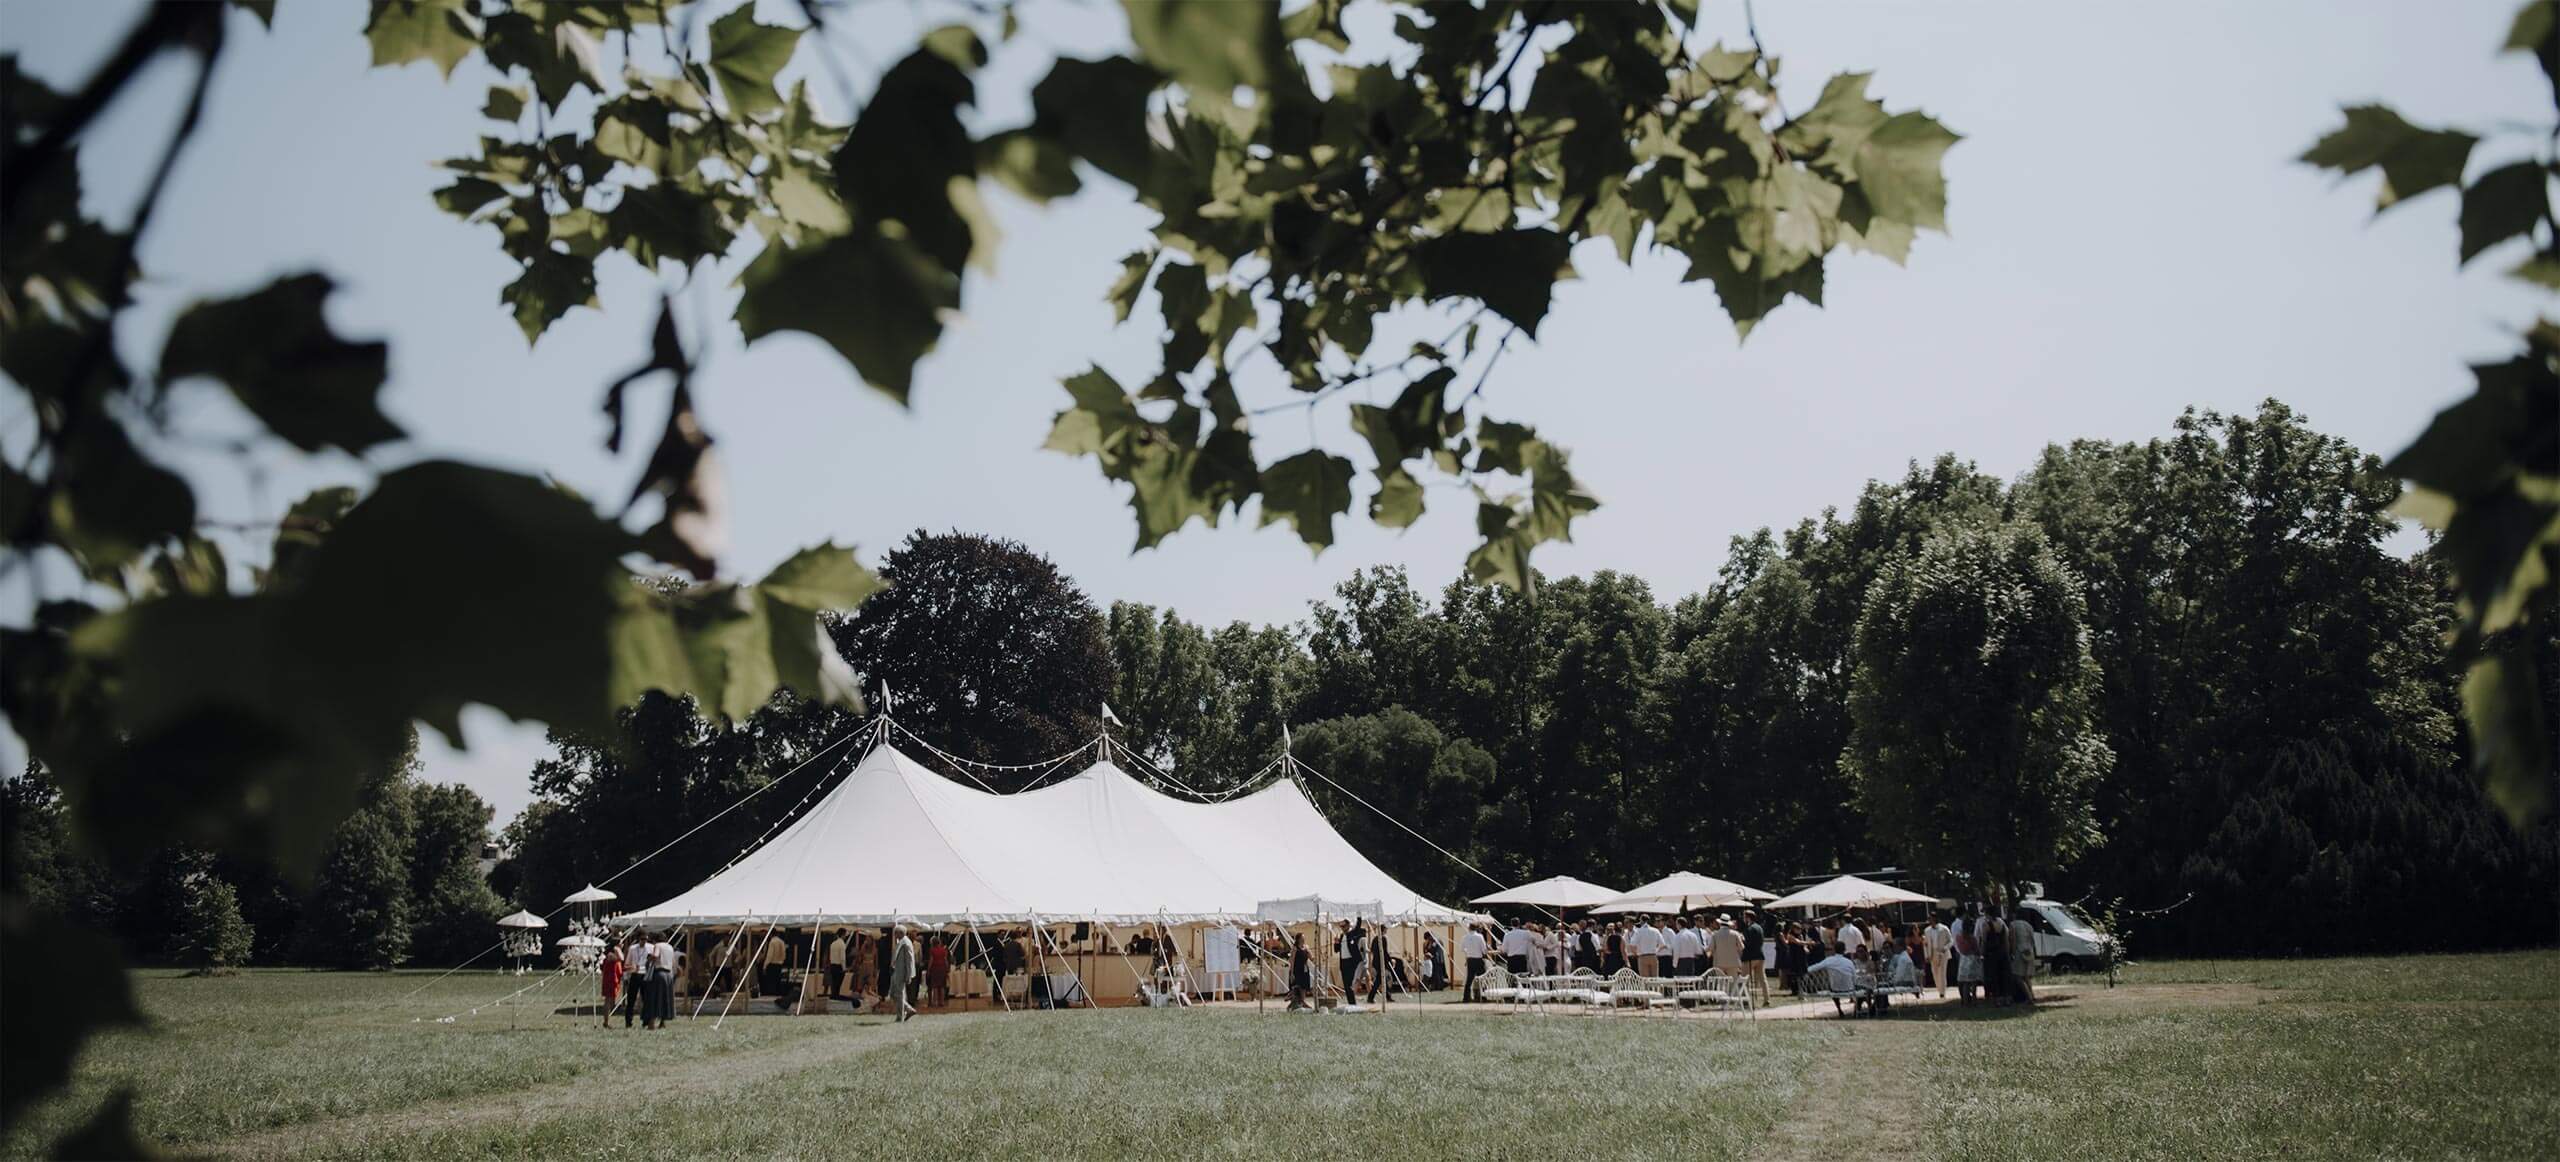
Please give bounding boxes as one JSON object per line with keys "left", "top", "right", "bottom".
{"left": 2013, "top": 898, "right": 2115, "bottom": 972}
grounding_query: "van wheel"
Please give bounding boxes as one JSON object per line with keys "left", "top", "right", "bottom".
{"left": 2048, "top": 955, "right": 2080, "bottom": 974}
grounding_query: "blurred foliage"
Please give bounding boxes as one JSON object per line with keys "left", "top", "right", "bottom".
{"left": 2299, "top": 0, "right": 2560, "bottom": 824}
{"left": 385, "top": 0, "right": 1955, "bottom": 587}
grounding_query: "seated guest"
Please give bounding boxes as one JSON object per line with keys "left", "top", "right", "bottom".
{"left": 1808, "top": 944, "right": 1860, "bottom": 1016}
{"left": 1873, "top": 943, "right": 1917, "bottom": 1013}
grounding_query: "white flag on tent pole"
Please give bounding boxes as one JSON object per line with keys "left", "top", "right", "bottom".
{"left": 880, "top": 681, "right": 896, "bottom": 715}
{"left": 1101, "top": 702, "right": 1123, "bottom": 726}
{"left": 1282, "top": 722, "right": 1292, "bottom": 753}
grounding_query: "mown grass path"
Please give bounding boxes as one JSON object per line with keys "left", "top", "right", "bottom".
{"left": 201, "top": 1011, "right": 958, "bottom": 1159}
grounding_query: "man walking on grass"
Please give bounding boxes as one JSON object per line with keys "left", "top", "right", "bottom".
{"left": 889, "top": 924, "right": 918, "bottom": 1022}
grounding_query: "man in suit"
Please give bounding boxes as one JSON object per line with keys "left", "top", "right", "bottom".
{"left": 889, "top": 924, "right": 918, "bottom": 1022}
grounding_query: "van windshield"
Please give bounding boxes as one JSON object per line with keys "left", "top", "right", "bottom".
{"left": 2048, "top": 905, "right": 2100, "bottom": 933}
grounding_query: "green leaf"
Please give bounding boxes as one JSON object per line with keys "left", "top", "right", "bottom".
{"left": 1107, "top": 249, "right": 1157, "bottom": 323}
{"left": 736, "top": 231, "right": 955, "bottom": 404}
{"left": 1852, "top": 111, "right": 1959, "bottom": 231}
{"left": 0, "top": 908, "right": 142, "bottom": 1124}
{"left": 231, "top": 0, "right": 276, "bottom": 28}
{"left": 2512, "top": 251, "right": 2560, "bottom": 290}
{"left": 1475, "top": 419, "right": 1538, "bottom": 475}
{"left": 1043, "top": 365, "right": 1143, "bottom": 457}
{"left": 760, "top": 543, "right": 882, "bottom": 612}
{"left": 1414, "top": 229, "right": 1573, "bottom": 337}
{"left": 1779, "top": 72, "right": 1888, "bottom": 173}
{"left": 2464, "top": 642, "right": 2553, "bottom": 825}
{"left": 483, "top": 83, "right": 527, "bottom": 122}
{"left": 1122, "top": 0, "right": 1277, "bottom": 95}
{"left": 611, "top": 183, "right": 735, "bottom": 270}
{"left": 2459, "top": 161, "right": 2550, "bottom": 263}
{"left": 46, "top": 418, "right": 194, "bottom": 580}
{"left": 770, "top": 167, "right": 849, "bottom": 239}
{"left": 593, "top": 97, "right": 670, "bottom": 171}
{"left": 481, "top": 12, "right": 601, "bottom": 108}
{"left": 268, "top": 486, "right": 359, "bottom": 591}
{"left": 838, "top": 45, "right": 982, "bottom": 276}
{"left": 980, "top": 129, "right": 1083, "bottom": 202}
{"left": 1466, "top": 501, "right": 1535, "bottom": 594}
{"left": 707, "top": 4, "right": 803, "bottom": 120}
{"left": 433, "top": 176, "right": 506, "bottom": 218}
{"left": 1257, "top": 450, "right": 1355, "bottom": 552}
{"left": 2299, "top": 104, "right": 2479, "bottom": 210}
{"left": 159, "top": 274, "right": 401, "bottom": 455}
{"left": 1030, "top": 56, "right": 1163, "bottom": 187}
{"left": 2510, "top": 0, "right": 2557, "bottom": 51}
{"left": 280, "top": 463, "right": 644, "bottom": 737}
{"left": 1371, "top": 467, "right": 1425, "bottom": 528}
{"left": 364, "top": 0, "right": 477, "bottom": 78}
{"left": 2387, "top": 353, "right": 2549, "bottom": 499}
{"left": 500, "top": 250, "right": 598, "bottom": 345}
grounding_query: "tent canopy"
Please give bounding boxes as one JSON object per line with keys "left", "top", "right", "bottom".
{"left": 1469, "top": 875, "right": 1621, "bottom": 908}
{"left": 1596, "top": 871, "right": 1774, "bottom": 914}
{"left": 1764, "top": 874, "right": 1936, "bottom": 911}
{"left": 615, "top": 742, "right": 1487, "bottom": 927}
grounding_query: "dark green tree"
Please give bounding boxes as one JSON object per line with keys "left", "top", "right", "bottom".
{"left": 295, "top": 743, "right": 417, "bottom": 971}
{"left": 828, "top": 532, "right": 1113, "bottom": 782}
{"left": 167, "top": 854, "right": 254, "bottom": 976}
{"left": 1843, "top": 520, "right": 2113, "bottom": 899}
{"left": 1290, "top": 708, "right": 1497, "bottom": 907}
{"left": 405, "top": 783, "right": 505, "bottom": 965}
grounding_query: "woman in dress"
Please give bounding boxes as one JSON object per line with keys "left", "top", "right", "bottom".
{"left": 926, "top": 932, "right": 951, "bottom": 1008}
{"left": 1286, "top": 934, "right": 1314, "bottom": 1011}
{"left": 598, "top": 942, "right": 625, "bottom": 1029}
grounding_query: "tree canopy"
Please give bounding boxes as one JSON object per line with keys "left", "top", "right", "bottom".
{"left": 1842, "top": 519, "right": 2112, "bottom": 898}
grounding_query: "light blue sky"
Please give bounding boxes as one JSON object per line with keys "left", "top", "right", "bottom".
{"left": 2, "top": 1, "right": 2547, "bottom": 823}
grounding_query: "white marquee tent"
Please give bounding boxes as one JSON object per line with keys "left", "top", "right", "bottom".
{"left": 614, "top": 741, "right": 1484, "bottom": 928}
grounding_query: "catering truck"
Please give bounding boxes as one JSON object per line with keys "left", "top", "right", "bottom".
{"left": 2009, "top": 893, "right": 2117, "bottom": 974}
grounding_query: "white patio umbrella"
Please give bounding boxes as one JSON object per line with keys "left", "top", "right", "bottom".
{"left": 1763, "top": 874, "right": 1936, "bottom": 911}
{"left": 496, "top": 910, "right": 547, "bottom": 929}
{"left": 562, "top": 884, "right": 618, "bottom": 904}
{"left": 1468, "top": 875, "right": 1623, "bottom": 909}
{"left": 556, "top": 934, "right": 605, "bottom": 948}
{"left": 1597, "top": 871, "right": 1775, "bottom": 914}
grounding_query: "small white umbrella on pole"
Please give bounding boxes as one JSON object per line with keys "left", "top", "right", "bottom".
{"left": 1469, "top": 875, "right": 1623, "bottom": 910}
{"left": 496, "top": 911, "right": 546, "bottom": 976}
{"left": 1595, "top": 871, "right": 1775, "bottom": 914}
{"left": 562, "top": 885, "right": 620, "bottom": 1010}
{"left": 1763, "top": 874, "right": 1936, "bottom": 912}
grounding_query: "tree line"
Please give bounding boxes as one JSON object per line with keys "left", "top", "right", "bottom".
{"left": 497, "top": 400, "right": 2556, "bottom": 961}
{"left": 10, "top": 400, "right": 2545, "bottom": 966}
{"left": 4, "top": 734, "right": 506, "bottom": 971}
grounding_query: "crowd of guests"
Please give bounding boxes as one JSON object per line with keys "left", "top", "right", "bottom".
{"left": 1444, "top": 903, "right": 2043, "bottom": 1012}
{"left": 1772, "top": 903, "right": 2040, "bottom": 1009}
{"left": 1454, "top": 912, "right": 1773, "bottom": 1003}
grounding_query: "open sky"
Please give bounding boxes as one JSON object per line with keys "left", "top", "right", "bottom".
{"left": 1, "top": 1, "right": 2548, "bottom": 823}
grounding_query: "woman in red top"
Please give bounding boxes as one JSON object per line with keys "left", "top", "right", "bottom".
{"left": 598, "top": 944, "right": 625, "bottom": 1029}
{"left": 925, "top": 935, "right": 951, "bottom": 1008}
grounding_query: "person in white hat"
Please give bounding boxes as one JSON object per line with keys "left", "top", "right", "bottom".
{"left": 1709, "top": 913, "right": 1745, "bottom": 976}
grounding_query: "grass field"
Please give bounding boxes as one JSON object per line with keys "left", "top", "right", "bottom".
{"left": 6, "top": 951, "right": 2554, "bottom": 1160}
